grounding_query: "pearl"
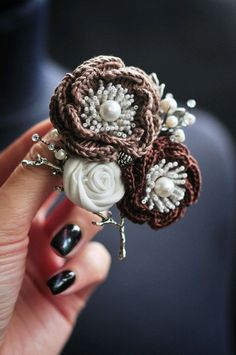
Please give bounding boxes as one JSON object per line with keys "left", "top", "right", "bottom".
{"left": 54, "top": 149, "right": 66, "bottom": 160}
{"left": 187, "top": 99, "right": 196, "bottom": 108}
{"left": 154, "top": 177, "right": 175, "bottom": 198}
{"left": 166, "top": 115, "right": 178, "bottom": 128}
{"left": 160, "top": 97, "right": 177, "bottom": 113}
{"left": 184, "top": 113, "right": 196, "bottom": 125}
{"left": 174, "top": 128, "right": 185, "bottom": 142}
{"left": 99, "top": 100, "right": 121, "bottom": 122}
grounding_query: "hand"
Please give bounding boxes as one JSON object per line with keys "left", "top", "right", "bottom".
{"left": 0, "top": 120, "right": 111, "bottom": 355}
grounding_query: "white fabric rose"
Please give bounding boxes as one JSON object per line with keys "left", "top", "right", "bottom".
{"left": 63, "top": 157, "right": 125, "bottom": 212}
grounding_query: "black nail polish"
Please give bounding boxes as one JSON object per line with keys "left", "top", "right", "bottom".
{"left": 46, "top": 270, "right": 76, "bottom": 295}
{"left": 51, "top": 224, "right": 82, "bottom": 256}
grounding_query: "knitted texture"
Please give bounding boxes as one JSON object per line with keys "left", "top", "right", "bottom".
{"left": 117, "top": 136, "right": 201, "bottom": 229}
{"left": 50, "top": 55, "right": 161, "bottom": 162}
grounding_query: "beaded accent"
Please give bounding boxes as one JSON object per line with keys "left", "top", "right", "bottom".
{"left": 117, "top": 152, "right": 133, "bottom": 167}
{"left": 142, "top": 159, "right": 187, "bottom": 213}
{"left": 80, "top": 80, "right": 138, "bottom": 138}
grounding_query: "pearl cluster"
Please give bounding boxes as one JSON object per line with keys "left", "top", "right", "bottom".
{"left": 80, "top": 80, "right": 138, "bottom": 138}
{"left": 149, "top": 73, "right": 196, "bottom": 143}
{"left": 142, "top": 159, "right": 187, "bottom": 213}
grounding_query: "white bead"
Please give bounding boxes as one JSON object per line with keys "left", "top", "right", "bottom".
{"left": 166, "top": 115, "right": 178, "bottom": 128}
{"left": 99, "top": 100, "right": 121, "bottom": 122}
{"left": 32, "top": 133, "right": 40, "bottom": 142}
{"left": 48, "top": 143, "right": 55, "bottom": 151}
{"left": 174, "top": 128, "right": 185, "bottom": 142}
{"left": 154, "top": 177, "right": 175, "bottom": 198}
{"left": 187, "top": 99, "right": 196, "bottom": 108}
{"left": 160, "top": 97, "right": 177, "bottom": 113}
{"left": 184, "top": 113, "right": 196, "bottom": 125}
{"left": 54, "top": 149, "right": 66, "bottom": 160}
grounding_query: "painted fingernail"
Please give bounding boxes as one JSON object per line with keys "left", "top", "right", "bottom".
{"left": 46, "top": 270, "right": 76, "bottom": 295}
{"left": 51, "top": 224, "right": 82, "bottom": 256}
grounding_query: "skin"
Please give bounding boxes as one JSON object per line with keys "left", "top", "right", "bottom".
{"left": 0, "top": 119, "right": 111, "bottom": 355}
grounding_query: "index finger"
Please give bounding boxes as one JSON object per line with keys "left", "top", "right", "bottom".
{"left": 0, "top": 130, "right": 62, "bottom": 241}
{"left": 0, "top": 119, "right": 52, "bottom": 186}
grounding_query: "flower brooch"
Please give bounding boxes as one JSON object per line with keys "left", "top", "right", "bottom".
{"left": 22, "top": 56, "right": 201, "bottom": 260}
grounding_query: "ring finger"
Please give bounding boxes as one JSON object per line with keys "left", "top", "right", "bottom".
{"left": 45, "top": 198, "right": 103, "bottom": 258}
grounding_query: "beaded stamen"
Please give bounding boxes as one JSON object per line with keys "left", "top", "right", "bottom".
{"left": 142, "top": 159, "right": 187, "bottom": 213}
{"left": 80, "top": 80, "right": 138, "bottom": 138}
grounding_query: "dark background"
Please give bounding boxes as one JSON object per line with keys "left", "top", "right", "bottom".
{"left": 48, "top": 0, "right": 236, "bottom": 138}
{"left": 1, "top": 1, "right": 236, "bottom": 354}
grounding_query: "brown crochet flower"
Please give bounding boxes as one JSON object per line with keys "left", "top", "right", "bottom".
{"left": 117, "top": 136, "right": 201, "bottom": 229}
{"left": 50, "top": 56, "right": 160, "bottom": 162}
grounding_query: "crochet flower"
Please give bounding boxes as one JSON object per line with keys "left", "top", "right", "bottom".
{"left": 117, "top": 136, "right": 201, "bottom": 229}
{"left": 50, "top": 55, "right": 160, "bottom": 162}
{"left": 63, "top": 157, "right": 125, "bottom": 212}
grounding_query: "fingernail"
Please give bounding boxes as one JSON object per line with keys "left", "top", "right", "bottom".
{"left": 46, "top": 270, "right": 76, "bottom": 295}
{"left": 51, "top": 224, "right": 82, "bottom": 256}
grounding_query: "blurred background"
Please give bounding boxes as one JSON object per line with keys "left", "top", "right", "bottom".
{"left": 48, "top": 0, "right": 236, "bottom": 138}
{"left": 0, "top": 0, "right": 236, "bottom": 354}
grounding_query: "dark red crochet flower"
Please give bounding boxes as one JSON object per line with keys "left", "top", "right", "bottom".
{"left": 117, "top": 136, "right": 201, "bottom": 229}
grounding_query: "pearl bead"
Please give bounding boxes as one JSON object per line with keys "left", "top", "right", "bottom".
{"left": 184, "top": 113, "right": 196, "bottom": 125}
{"left": 174, "top": 128, "right": 185, "bottom": 142}
{"left": 154, "top": 177, "right": 175, "bottom": 198}
{"left": 54, "top": 149, "right": 66, "bottom": 160}
{"left": 99, "top": 100, "right": 121, "bottom": 122}
{"left": 160, "top": 97, "right": 177, "bottom": 113}
{"left": 166, "top": 115, "right": 178, "bottom": 128}
{"left": 187, "top": 99, "right": 196, "bottom": 108}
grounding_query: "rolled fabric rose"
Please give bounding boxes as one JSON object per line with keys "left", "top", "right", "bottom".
{"left": 117, "top": 136, "right": 201, "bottom": 229}
{"left": 50, "top": 55, "right": 160, "bottom": 162}
{"left": 63, "top": 157, "right": 125, "bottom": 212}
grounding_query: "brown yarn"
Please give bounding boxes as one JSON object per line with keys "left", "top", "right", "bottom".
{"left": 50, "top": 55, "right": 161, "bottom": 162}
{"left": 117, "top": 136, "right": 201, "bottom": 229}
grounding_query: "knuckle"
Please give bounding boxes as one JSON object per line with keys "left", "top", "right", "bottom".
{"left": 0, "top": 189, "right": 30, "bottom": 234}
{"left": 0, "top": 236, "right": 28, "bottom": 257}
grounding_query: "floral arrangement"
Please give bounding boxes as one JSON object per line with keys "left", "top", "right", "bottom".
{"left": 23, "top": 56, "right": 201, "bottom": 259}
